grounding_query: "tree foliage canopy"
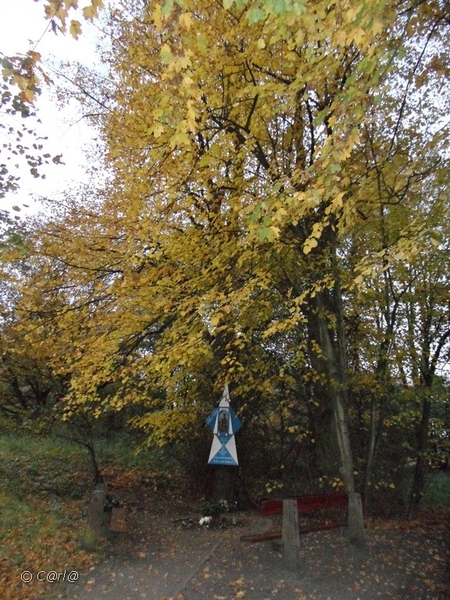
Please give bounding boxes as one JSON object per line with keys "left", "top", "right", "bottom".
{"left": 2, "top": 0, "right": 450, "bottom": 511}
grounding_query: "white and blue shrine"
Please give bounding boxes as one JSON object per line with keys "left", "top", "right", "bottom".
{"left": 206, "top": 384, "right": 242, "bottom": 466}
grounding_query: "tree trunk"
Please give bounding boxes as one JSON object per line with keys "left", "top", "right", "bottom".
{"left": 311, "top": 286, "right": 366, "bottom": 547}
{"left": 210, "top": 465, "right": 238, "bottom": 504}
{"left": 291, "top": 218, "right": 365, "bottom": 545}
{"left": 305, "top": 249, "right": 355, "bottom": 493}
{"left": 313, "top": 230, "right": 367, "bottom": 545}
{"left": 363, "top": 388, "right": 387, "bottom": 514}
{"left": 408, "top": 394, "right": 431, "bottom": 518}
{"left": 87, "top": 442, "right": 104, "bottom": 485}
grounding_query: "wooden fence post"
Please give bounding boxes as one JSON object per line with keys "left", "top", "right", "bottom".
{"left": 87, "top": 482, "right": 109, "bottom": 541}
{"left": 282, "top": 499, "right": 301, "bottom": 571}
{"left": 348, "top": 492, "right": 366, "bottom": 549}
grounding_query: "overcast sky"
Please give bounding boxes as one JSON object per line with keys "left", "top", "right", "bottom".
{"left": 0, "top": 0, "right": 102, "bottom": 216}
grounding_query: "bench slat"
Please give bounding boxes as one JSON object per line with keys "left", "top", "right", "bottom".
{"left": 260, "top": 492, "right": 348, "bottom": 517}
{"left": 240, "top": 521, "right": 344, "bottom": 543}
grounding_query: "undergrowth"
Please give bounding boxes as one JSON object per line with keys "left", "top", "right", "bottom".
{"left": 0, "top": 428, "right": 160, "bottom": 600}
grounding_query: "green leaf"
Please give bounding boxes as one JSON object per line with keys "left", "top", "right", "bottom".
{"left": 247, "top": 204, "right": 262, "bottom": 226}
{"left": 197, "top": 33, "right": 208, "bottom": 52}
{"left": 162, "top": 0, "right": 174, "bottom": 17}
{"left": 258, "top": 226, "right": 271, "bottom": 241}
{"left": 247, "top": 6, "right": 266, "bottom": 23}
{"left": 268, "top": 0, "right": 287, "bottom": 15}
{"left": 169, "top": 131, "right": 191, "bottom": 148}
{"left": 160, "top": 43, "right": 172, "bottom": 64}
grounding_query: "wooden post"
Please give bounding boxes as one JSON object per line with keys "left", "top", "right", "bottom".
{"left": 282, "top": 499, "right": 301, "bottom": 571}
{"left": 348, "top": 492, "right": 366, "bottom": 550}
{"left": 87, "top": 483, "right": 109, "bottom": 540}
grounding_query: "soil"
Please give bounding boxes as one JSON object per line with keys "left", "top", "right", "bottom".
{"left": 53, "top": 482, "right": 449, "bottom": 600}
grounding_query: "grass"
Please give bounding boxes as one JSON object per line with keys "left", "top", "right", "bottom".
{"left": 1, "top": 423, "right": 447, "bottom": 600}
{"left": 0, "top": 427, "right": 161, "bottom": 600}
{"left": 422, "top": 471, "right": 450, "bottom": 509}
{"left": 0, "top": 431, "right": 95, "bottom": 600}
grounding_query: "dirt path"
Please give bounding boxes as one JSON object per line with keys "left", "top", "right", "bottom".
{"left": 52, "top": 488, "right": 449, "bottom": 600}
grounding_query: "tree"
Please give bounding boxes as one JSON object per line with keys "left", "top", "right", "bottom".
{"left": 0, "top": 0, "right": 108, "bottom": 202}
{"left": 403, "top": 237, "right": 450, "bottom": 516}
{"left": 0, "top": 51, "right": 51, "bottom": 200}
{"left": 6, "top": 0, "right": 449, "bottom": 528}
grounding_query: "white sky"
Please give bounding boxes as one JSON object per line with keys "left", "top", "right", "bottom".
{"left": 0, "top": 0, "right": 103, "bottom": 216}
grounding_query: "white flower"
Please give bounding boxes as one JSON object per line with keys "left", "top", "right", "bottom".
{"left": 199, "top": 516, "right": 212, "bottom": 527}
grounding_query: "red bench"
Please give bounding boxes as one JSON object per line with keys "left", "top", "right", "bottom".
{"left": 241, "top": 492, "right": 349, "bottom": 543}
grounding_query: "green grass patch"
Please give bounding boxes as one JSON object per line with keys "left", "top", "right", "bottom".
{"left": 0, "top": 426, "right": 180, "bottom": 600}
{"left": 422, "top": 472, "right": 450, "bottom": 509}
{"left": 0, "top": 431, "right": 101, "bottom": 600}
{"left": 0, "top": 432, "right": 91, "bottom": 501}
{"left": 95, "top": 434, "right": 157, "bottom": 468}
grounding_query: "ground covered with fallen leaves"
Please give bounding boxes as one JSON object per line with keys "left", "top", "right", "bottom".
{"left": 38, "top": 480, "right": 450, "bottom": 600}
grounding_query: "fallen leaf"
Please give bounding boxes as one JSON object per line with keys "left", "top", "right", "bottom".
{"left": 229, "top": 578, "right": 245, "bottom": 587}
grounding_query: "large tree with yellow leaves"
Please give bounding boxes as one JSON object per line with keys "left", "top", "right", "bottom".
{"left": 8, "top": 0, "right": 450, "bottom": 524}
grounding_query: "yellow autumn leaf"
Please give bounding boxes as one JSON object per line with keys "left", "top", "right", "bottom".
{"left": 153, "top": 3, "right": 163, "bottom": 30}
{"left": 20, "top": 88, "right": 36, "bottom": 103}
{"left": 179, "top": 12, "right": 192, "bottom": 30}
{"left": 82, "top": 4, "right": 97, "bottom": 20}
{"left": 303, "top": 237, "right": 318, "bottom": 255}
{"left": 11, "top": 75, "right": 28, "bottom": 90}
{"left": 229, "top": 578, "right": 245, "bottom": 587}
{"left": 69, "top": 19, "right": 82, "bottom": 40}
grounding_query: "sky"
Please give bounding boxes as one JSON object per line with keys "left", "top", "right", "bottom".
{"left": 0, "top": 0, "right": 102, "bottom": 217}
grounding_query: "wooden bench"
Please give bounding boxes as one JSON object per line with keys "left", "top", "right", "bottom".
{"left": 241, "top": 492, "right": 349, "bottom": 543}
